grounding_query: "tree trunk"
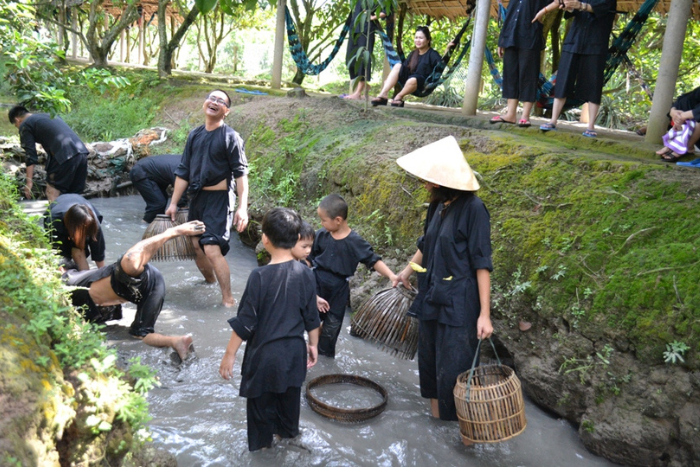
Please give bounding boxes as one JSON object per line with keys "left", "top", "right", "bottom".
{"left": 158, "top": 0, "right": 199, "bottom": 78}
{"left": 292, "top": 68, "right": 305, "bottom": 85}
{"left": 84, "top": 0, "right": 139, "bottom": 68}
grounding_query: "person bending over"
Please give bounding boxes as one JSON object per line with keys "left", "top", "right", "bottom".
{"left": 64, "top": 220, "right": 205, "bottom": 360}
{"left": 220, "top": 207, "right": 320, "bottom": 451}
{"left": 166, "top": 89, "right": 249, "bottom": 307}
{"left": 45, "top": 194, "right": 106, "bottom": 271}
{"left": 371, "top": 26, "right": 454, "bottom": 108}
{"left": 130, "top": 154, "right": 189, "bottom": 223}
{"left": 8, "top": 105, "right": 89, "bottom": 201}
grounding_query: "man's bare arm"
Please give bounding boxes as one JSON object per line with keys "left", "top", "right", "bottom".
{"left": 120, "top": 221, "right": 205, "bottom": 276}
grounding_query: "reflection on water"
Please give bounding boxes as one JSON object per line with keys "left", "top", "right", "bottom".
{"left": 90, "top": 195, "right": 614, "bottom": 467}
{"left": 310, "top": 383, "right": 385, "bottom": 410}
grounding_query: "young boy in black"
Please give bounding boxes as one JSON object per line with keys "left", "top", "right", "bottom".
{"left": 291, "top": 220, "right": 315, "bottom": 264}
{"left": 310, "top": 194, "right": 399, "bottom": 358}
{"left": 219, "top": 208, "right": 320, "bottom": 452}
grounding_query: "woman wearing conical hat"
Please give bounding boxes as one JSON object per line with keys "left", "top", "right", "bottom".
{"left": 393, "top": 136, "right": 493, "bottom": 429}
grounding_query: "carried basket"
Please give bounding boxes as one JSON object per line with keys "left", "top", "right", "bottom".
{"left": 350, "top": 285, "right": 418, "bottom": 360}
{"left": 306, "top": 374, "right": 388, "bottom": 422}
{"left": 142, "top": 214, "right": 196, "bottom": 261}
{"left": 453, "top": 338, "right": 527, "bottom": 444}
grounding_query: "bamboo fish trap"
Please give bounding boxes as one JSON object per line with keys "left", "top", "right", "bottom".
{"left": 350, "top": 285, "right": 418, "bottom": 360}
{"left": 141, "top": 214, "right": 197, "bottom": 261}
{"left": 175, "top": 207, "right": 189, "bottom": 225}
{"left": 306, "top": 374, "right": 388, "bottom": 422}
{"left": 453, "top": 338, "right": 527, "bottom": 444}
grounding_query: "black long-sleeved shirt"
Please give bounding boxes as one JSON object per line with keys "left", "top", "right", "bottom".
{"left": 562, "top": 0, "right": 617, "bottom": 55}
{"left": 228, "top": 260, "right": 320, "bottom": 398}
{"left": 45, "top": 194, "right": 106, "bottom": 262}
{"left": 308, "top": 228, "right": 381, "bottom": 278}
{"left": 174, "top": 124, "right": 248, "bottom": 195}
{"left": 673, "top": 86, "right": 700, "bottom": 122}
{"left": 19, "top": 114, "right": 88, "bottom": 167}
{"left": 498, "top": 0, "right": 549, "bottom": 50}
{"left": 129, "top": 154, "right": 182, "bottom": 186}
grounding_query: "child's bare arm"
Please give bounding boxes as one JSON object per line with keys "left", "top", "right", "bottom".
{"left": 372, "top": 260, "right": 399, "bottom": 285}
{"left": 307, "top": 328, "right": 320, "bottom": 368}
{"left": 533, "top": 0, "right": 560, "bottom": 22}
{"left": 219, "top": 331, "right": 243, "bottom": 380}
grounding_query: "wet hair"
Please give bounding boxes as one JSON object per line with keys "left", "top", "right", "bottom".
{"left": 318, "top": 194, "right": 348, "bottom": 220}
{"left": 209, "top": 89, "right": 231, "bottom": 107}
{"left": 299, "top": 220, "right": 315, "bottom": 241}
{"left": 8, "top": 105, "right": 29, "bottom": 125}
{"left": 63, "top": 204, "right": 99, "bottom": 250}
{"left": 262, "top": 207, "right": 302, "bottom": 249}
{"left": 408, "top": 26, "right": 432, "bottom": 72}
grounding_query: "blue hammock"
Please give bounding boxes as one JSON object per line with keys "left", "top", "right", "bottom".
{"left": 376, "top": 16, "right": 472, "bottom": 98}
{"left": 285, "top": 6, "right": 354, "bottom": 76}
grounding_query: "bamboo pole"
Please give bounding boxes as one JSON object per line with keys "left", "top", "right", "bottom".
{"left": 271, "top": 0, "right": 287, "bottom": 89}
{"left": 462, "top": 0, "right": 491, "bottom": 115}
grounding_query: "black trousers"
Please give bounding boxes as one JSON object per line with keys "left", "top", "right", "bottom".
{"left": 502, "top": 47, "right": 541, "bottom": 103}
{"left": 315, "top": 269, "right": 350, "bottom": 358}
{"left": 418, "top": 319, "right": 479, "bottom": 421}
{"left": 246, "top": 386, "right": 301, "bottom": 451}
{"left": 555, "top": 51, "right": 607, "bottom": 104}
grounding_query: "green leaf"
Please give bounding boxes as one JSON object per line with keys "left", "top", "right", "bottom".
{"left": 219, "top": 0, "right": 234, "bottom": 15}
{"left": 195, "top": 0, "right": 219, "bottom": 14}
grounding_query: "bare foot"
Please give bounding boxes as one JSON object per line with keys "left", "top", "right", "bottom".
{"left": 343, "top": 94, "right": 362, "bottom": 100}
{"left": 223, "top": 298, "right": 236, "bottom": 308}
{"left": 656, "top": 147, "right": 670, "bottom": 155}
{"left": 430, "top": 399, "right": 440, "bottom": 418}
{"left": 173, "top": 335, "right": 193, "bottom": 361}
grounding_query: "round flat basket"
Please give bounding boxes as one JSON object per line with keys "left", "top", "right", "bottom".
{"left": 350, "top": 285, "right": 418, "bottom": 360}
{"left": 453, "top": 363, "right": 527, "bottom": 443}
{"left": 306, "top": 374, "right": 388, "bottom": 422}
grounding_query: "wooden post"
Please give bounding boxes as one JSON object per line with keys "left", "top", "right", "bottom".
{"left": 271, "top": 0, "right": 287, "bottom": 89}
{"left": 120, "top": 30, "right": 125, "bottom": 62}
{"left": 126, "top": 29, "right": 131, "bottom": 63}
{"left": 645, "top": 0, "right": 692, "bottom": 144}
{"left": 462, "top": 0, "right": 491, "bottom": 115}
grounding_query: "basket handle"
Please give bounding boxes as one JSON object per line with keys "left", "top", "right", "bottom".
{"left": 464, "top": 338, "right": 502, "bottom": 398}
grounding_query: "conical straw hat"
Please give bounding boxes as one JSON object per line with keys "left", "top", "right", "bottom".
{"left": 396, "top": 136, "right": 479, "bottom": 191}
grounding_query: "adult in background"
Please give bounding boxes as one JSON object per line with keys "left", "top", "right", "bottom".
{"left": 343, "top": 3, "right": 388, "bottom": 100}
{"left": 165, "top": 90, "right": 249, "bottom": 308}
{"left": 393, "top": 136, "right": 493, "bottom": 431}
{"left": 64, "top": 220, "right": 205, "bottom": 360}
{"left": 655, "top": 86, "right": 700, "bottom": 162}
{"left": 534, "top": 0, "right": 617, "bottom": 137}
{"left": 8, "top": 105, "right": 89, "bottom": 201}
{"left": 130, "top": 154, "right": 189, "bottom": 223}
{"left": 490, "top": 0, "right": 549, "bottom": 127}
{"left": 371, "top": 26, "right": 454, "bottom": 108}
{"left": 45, "top": 194, "right": 106, "bottom": 271}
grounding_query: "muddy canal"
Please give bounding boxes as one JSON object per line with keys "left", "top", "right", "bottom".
{"left": 91, "top": 195, "right": 613, "bottom": 467}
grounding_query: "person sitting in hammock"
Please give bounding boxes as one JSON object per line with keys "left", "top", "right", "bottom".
{"left": 371, "top": 26, "right": 454, "bottom": 108}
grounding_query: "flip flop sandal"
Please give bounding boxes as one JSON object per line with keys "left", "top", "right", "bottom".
{"left": 518, "top": 119, "right": 531, "bottom": 128}
{"left": 371, "top": 97, "right": 388, "bottom": 107}
{"left": 540, "top": 122, "right": 557, "bottom": 131}
{"left": 582, "top": 130, "right": 598, "bottom": 138}
{"left": 661, "top": 151, "right": 683, "bottom": 163}
{"left": 390, "top": 100, "right": 405, "bottom": 107}
{"left": 490, "top": 116, "right": 515, "bottom": 124}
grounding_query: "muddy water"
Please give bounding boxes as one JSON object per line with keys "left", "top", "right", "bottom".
{"left": 91, "top": 195, "right": 613, "bottom": 467}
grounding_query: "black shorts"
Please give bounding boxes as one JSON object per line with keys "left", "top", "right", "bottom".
{"left": 418, "top": 319, "right": 479, "bottom": 421}
{"left": 110, "top": 261, "right": 165, "bottom": 337}
{"left": 46, "top": 153, "right": 88, "bottom": 194}
{"left": 188, "top": 190, "right": 234, "bottom": 256}
{"left": 502, "top": 47, "right": 541, "bottom": 103}
{"left": 555, "top": 51, "right": 607, "bottom": 105}
{"left": 246, "top": 386, "right": 301, "bottom": 451}
{"left": 398, "top": 66, "right": 427, "bottom": 94}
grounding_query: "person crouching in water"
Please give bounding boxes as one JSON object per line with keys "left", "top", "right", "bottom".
{"left": 64, "top": 220, "right": 205, "bottom": 360}
{"left": 393, "top": 136, "right": 493, "bottom": 432}
{"left": 219, "top": 207, "right": 320, "bottom": 451}
{"left": 309, "top": 194, "right": 399, "bottom": 358}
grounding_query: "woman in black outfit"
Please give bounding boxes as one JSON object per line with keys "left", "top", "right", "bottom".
{"left": 371, "top": 26, "right": 453, "bottom": 107}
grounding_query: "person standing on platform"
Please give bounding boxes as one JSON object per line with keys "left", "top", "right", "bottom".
{"left": 130, "top": 154, "right": 189, "bottom": 223}
{"left": 490, "top": 0, "right": 549, "bottom": 127}
{"left": 165, "top": 90, "right": 249, "bottom": 308}
{"left": 8, "top": 105, "right": 89, "bottom": 201}
{"left": 534, "top": 0, "right": 617, "bottom": 137}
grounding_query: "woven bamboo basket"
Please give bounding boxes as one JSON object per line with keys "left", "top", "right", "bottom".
{"left": 350, "top": 285, "right": 418, "bottom": 360}
{"left": 175, "top": 208, "right": 189, "bottom": 225}
{"left": 142, "top": 214, "right": 196, "bottom": 261}
{"left": 453, "top": 339, "right": 527, "bottom": 443}
{"left": 306, "top": 374, "right": 388, "bottom": 422}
